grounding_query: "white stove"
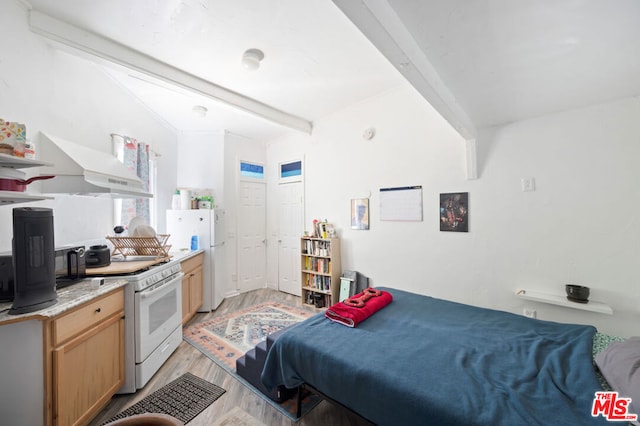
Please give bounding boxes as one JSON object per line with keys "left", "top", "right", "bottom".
{"left": 102, "top": 258, "right": 183, "bottom": 393}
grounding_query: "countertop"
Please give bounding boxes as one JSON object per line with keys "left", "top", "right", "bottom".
{"left": 85, "top": 257, "right": 169, "bottom": 275}
{"left": 0, "top": 250, "right": 202, "bottom": 326}
{"left": 81, "top": 250, "right": 203, "bottom": 276}
{"left": 168, "top": 249, "right": 204, "bottom": 263}
{"left": 0, "top": 278, "right": 128, "bottom": 326}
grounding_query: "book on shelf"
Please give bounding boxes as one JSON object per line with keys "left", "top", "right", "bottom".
{"left": 306, "top": 274, "right": 331, "bottom": 291}
{"left": 305, "top": 257, "right": 331, "bottom": 274}
{"left": 314, "top": 222, "right": 331, "bottom": 239}
{"left": 305, "top": 291, "right": 329, "bottom": 308}
{"left": 303, "top": 238, "right": 329, "bottom": 255}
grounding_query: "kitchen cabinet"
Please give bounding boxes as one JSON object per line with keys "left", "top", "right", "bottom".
{"left": 181, "top": 252, "right": 204, "bottom": 324}
{"left": 48, "top": 287, "right": 125, "bottom": 426}
{"left": 0, "top": 153, "right": 53, "bottom": 204}
{"left": 0, "top": 281, "right": 126, "bottom": 426}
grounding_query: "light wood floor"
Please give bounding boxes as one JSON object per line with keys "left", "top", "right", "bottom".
{"left": 89, "top": 288, "right": 373, "bottom": 426}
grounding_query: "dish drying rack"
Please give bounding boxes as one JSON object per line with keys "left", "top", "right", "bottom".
{"left": 106, "top": 234, "right": 171, "bottom": 259}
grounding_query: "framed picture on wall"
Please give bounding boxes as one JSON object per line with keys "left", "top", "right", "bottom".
{"left": 351, "top": 198, "right": 370, "bottom": 230}
{"left": 440, "top": 192, "right": 469, "bottom": 232}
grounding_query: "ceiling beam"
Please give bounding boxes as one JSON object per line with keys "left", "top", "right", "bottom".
{"left": 332, "top": 0, "right": 477, "bottom": 140}
{"left": 28, "top": 10, "right": 313, "bottom": 135}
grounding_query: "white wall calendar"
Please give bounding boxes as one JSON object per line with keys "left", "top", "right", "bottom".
{"left": 379, "top": 185, "right": 423, "bottom": 221}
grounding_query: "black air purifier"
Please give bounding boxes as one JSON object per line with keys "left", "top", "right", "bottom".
{"left": 0, "top": 253, "right": 14, "bottom": 302}
{"left": 9, "top": 207, "right": 57, "bottom": 315}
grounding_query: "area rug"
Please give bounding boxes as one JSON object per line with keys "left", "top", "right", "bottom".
{"left": 103, "top": 372, "right": 225, "bottom": 424}
{"left": 182, "top": 301, "right": 321, "bottom": 421}
{"left": 182, "top": 301, "right": 314, "bottom": 373}
{"left": 212, "top": 406, "right": 266, "bottom": 426}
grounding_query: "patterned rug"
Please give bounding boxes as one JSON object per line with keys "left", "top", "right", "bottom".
{"left": 104, "top": 372, "right": 225, "bottom": 424}
{"left": 182, "top": 301, "right": 321, "bottom": 421}
{"left": 182, "top": 301, "right": 314, "bottom": 373}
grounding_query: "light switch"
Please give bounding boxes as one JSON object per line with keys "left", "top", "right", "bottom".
{"left": 521, "top": 177, "right": 536, "bottom": 192}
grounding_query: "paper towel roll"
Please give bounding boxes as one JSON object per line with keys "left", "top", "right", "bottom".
{"left": 180, "top": 189, "right": 192, "bottom": 209}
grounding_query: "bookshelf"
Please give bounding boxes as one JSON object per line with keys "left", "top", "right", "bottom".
{"left": 301, "top": 237, "right": 341, "bottom": 309}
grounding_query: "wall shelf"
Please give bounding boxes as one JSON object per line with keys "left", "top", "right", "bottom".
{"left": 0, "top": 153, "right": 52, "bottom": 169}
{"left": 516, "top": 289, "right": 613, "bottom": 315}
{"left": 0, "top": 190, "right": 53, "bottom": 205}
{"left": 0, "top": 154, "right": 54, "bottom": 205}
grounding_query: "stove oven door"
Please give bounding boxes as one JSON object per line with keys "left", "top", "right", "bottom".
{"left": 134, "top": 272, "right": 183, "bottom": 363}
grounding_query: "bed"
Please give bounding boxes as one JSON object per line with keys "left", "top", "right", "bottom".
{"left": 261, "top": 287, "right": 618, "bottom": 425}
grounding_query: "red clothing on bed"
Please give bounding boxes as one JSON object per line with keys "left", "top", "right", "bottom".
{"left": 325, "top": 288, "right": 393, "bottom": 327}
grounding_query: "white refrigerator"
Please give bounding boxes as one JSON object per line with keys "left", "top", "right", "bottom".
{"left": 166, "top": 209, "right": 225, "bottom": 311}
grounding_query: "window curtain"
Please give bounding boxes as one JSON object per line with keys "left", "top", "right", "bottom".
{"left": 112, "top": 134, "right": 150, "bottom": 228}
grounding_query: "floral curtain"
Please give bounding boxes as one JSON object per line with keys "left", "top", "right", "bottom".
{"left": 113, "top": 134, "right": 150, "bottom": 229}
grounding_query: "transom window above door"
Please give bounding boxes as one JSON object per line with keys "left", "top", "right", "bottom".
{"left": 240, "top": 161, "right": 264, "bottom": 179}
{"left": 279, "top": 159, "right": 303, "bottom": 183}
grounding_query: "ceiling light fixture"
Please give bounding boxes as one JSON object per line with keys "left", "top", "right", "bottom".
{"left": 192, "top": 105, "right": 208, "bottom": 117}
{"left": 241, "top": 48, "right": 264, "bottom": 71}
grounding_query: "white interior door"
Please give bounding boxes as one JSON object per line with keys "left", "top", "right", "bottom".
{"left": 238, "top": 181, "right": 266, "bottom": 293}
{"left": 277, "top": 182, "right": 304, "bottom": 295}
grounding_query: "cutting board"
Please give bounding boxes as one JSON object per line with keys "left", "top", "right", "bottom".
{"left": 84, "top": 257, "right": 169, "bottom": 275}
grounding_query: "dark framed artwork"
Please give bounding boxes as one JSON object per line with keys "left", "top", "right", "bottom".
{"left": 351, "top": 198, "right": 370, "bottom": 230}
{"left": 440, "top": 192, "right": 468, "bottom": 232}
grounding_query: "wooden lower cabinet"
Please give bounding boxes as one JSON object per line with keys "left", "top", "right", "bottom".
{"left": 48, "top": 288, "right": 125, "bottom": 426}
{"left": 181, "top": 253, "right": 204, "bottom": 324}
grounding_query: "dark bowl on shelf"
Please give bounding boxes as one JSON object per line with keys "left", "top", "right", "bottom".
{"left": 565, "top": 285, "right": 590, "bottom": 302}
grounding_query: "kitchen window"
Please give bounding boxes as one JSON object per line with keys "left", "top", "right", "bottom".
{"left": 112, "top": 133, "right": 157, "bottom": 230}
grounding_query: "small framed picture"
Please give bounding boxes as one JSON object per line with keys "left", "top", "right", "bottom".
{"left": 440, "top": 192, "right": 469, "bottom": 232}
{"left": 351, "top": 198, "right": 370, "bottom": 230}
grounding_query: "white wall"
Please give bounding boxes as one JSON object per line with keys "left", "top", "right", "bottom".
{"left": 0, "top": 0, "right": 177, "bottom": 251}
{"left": 175, "top": 131, "right": 225, "bottom": 205}
{"left": 475, "top": 96, "right": 640, "bottom": 337}
{"left": 267, "top": 82, "right": 640, "bottom": 338}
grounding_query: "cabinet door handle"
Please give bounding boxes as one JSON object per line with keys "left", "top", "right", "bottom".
{"left": 95, "top": 308, "right": 101, "bottom": 313}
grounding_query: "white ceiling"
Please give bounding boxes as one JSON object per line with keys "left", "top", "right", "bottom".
{"left": 24, "top": 0, "right": 404, "bottom": 140}
{"left": 23, "top": 0, "right": 640, "bottom": 141}
{"left": 335, "top": 0, "right": 640, "bottom": 138}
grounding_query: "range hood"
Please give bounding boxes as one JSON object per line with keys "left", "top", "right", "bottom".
{"left": 37, "top": 132, "right": 152, "bottom": 198}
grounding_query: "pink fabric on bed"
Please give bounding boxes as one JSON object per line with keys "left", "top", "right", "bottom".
{"left": 324, "top": 289, "right": 393, "bottom": 327}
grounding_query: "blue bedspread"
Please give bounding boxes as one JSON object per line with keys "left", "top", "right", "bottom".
{"left": 262, "top": 287, "right": 608, "bottom": 425}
